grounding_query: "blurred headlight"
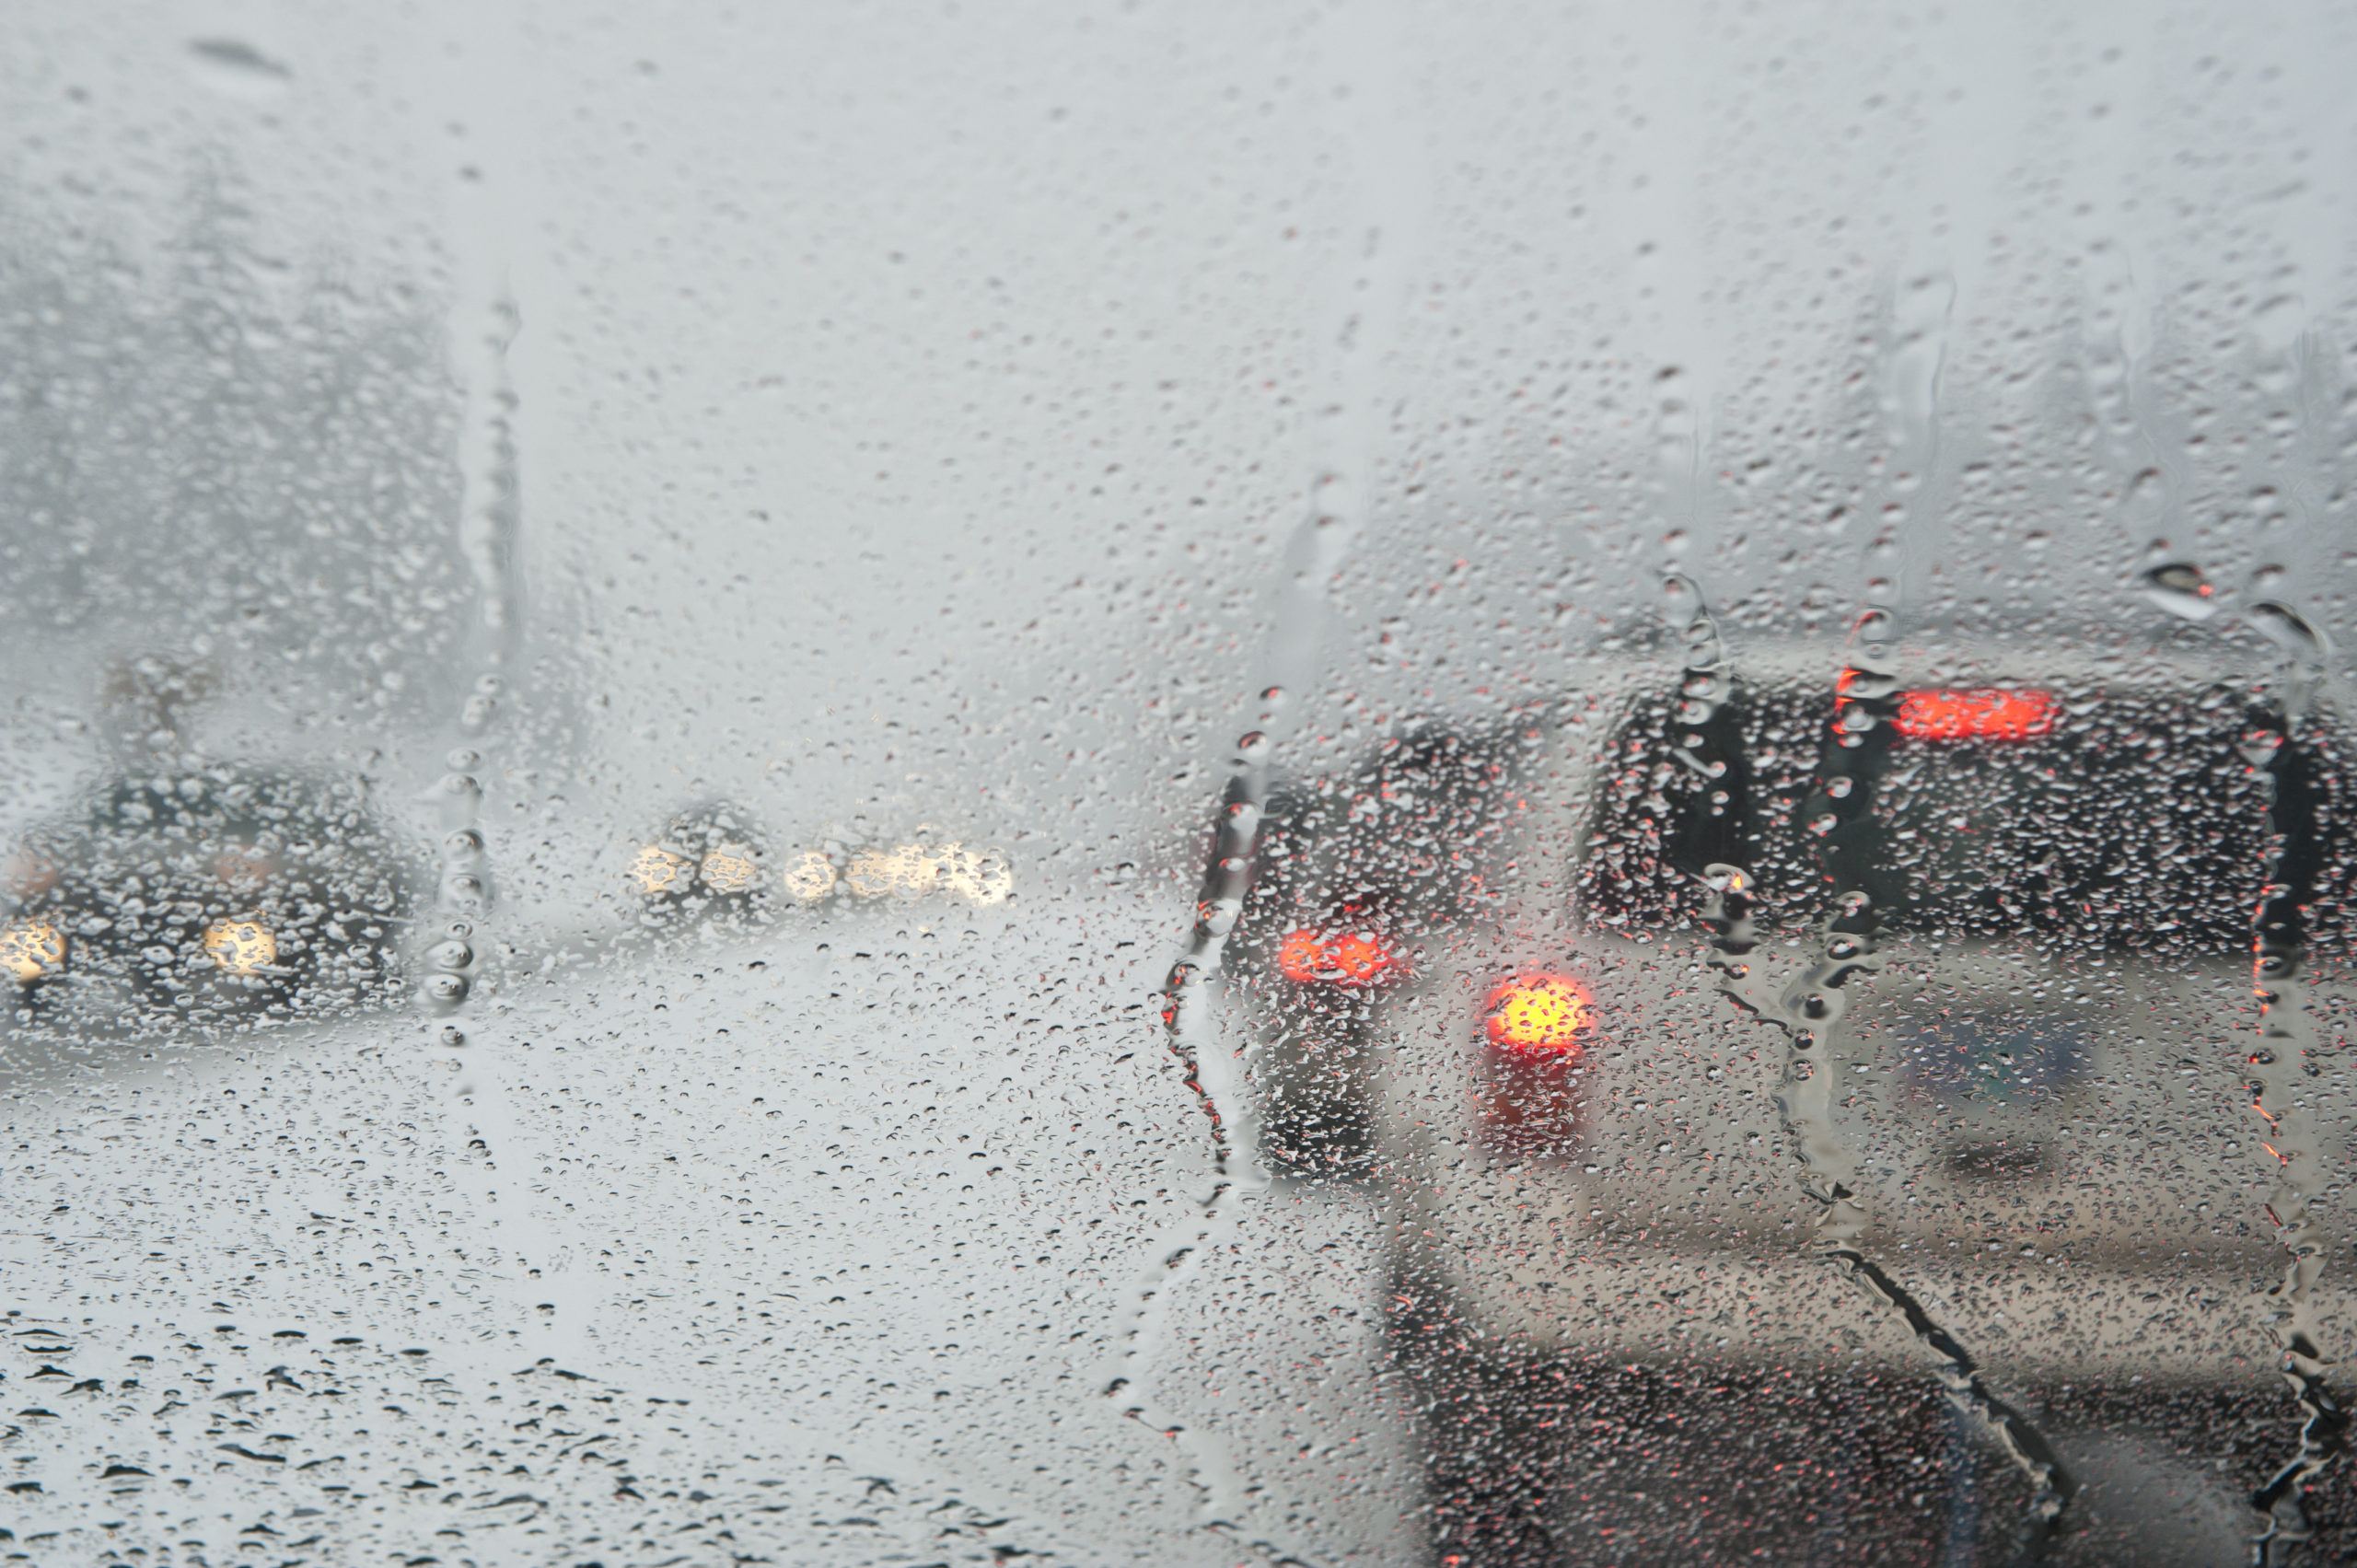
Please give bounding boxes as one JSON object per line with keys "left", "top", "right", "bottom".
{"left": 842, "top": 843, "right": 1011, "bottom": 906}
{"left": 935, "top": 844, "right": 1012, "bottom": 907}
{"left": 0, "top": 920, "right": 65, "bottom": 984}
{"left": 630, "top": 843, "right": 692, "bottom": 895}
{"left": 203, "top": 920, "right": 278, "bottom": 976}
{"left": 781, "top": 851, "right": 838, "bottom": 902}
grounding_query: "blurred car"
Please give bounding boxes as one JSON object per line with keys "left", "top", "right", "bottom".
{"left": 623, "top": 805, "right": 1013, "bottom": 923}
{"left": 1215, "top": 599, "right": 2352, "bottom": 1563}
{"left": 1, "top": 661, "right": 419, "bottom": 1036}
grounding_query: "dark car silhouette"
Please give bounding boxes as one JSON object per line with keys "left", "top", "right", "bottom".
{"left": 1213, "top": 587, "right": 2352, "bottom": 1563}
{"left": 2, "top": 660, "right": 417, "bottom": 1034}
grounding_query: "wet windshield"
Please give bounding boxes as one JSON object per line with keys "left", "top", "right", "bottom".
{"left": 1586, "top": 677, "right": 2342, "bottom": 949}
{"left": 4, "top": 6, "right": 2355, "bottom": 1565}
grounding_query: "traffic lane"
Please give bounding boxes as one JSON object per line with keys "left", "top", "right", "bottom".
{"left": 0, "top": 874, "right": 1411, "bottom": 1562}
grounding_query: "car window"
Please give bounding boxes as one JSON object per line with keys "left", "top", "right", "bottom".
{"left": 5, "top": 6, "right": 2356, "bottom": 1565}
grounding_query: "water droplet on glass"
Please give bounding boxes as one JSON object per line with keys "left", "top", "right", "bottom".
{"left": 187, "top": 37, "right": 292, "bottom": 99}
{"left": 1194, "top": 900, "right": 1238, "bottom": 938}
{"left": 2141, "top": 560, "right": 2218, "bottom": 621}
{"left": 2250, "top": 600, "right": 2331, "bottom": 665}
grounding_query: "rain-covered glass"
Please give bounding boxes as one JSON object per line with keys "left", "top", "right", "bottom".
{"left": 4, "top": 4, "right": 2356, "bottom": 1564}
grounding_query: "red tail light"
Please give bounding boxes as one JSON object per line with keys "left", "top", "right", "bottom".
{"left": 1481, "top": 973, "right": 1589, "bottom": 1156}
{"left": 1482, "top": 974, "right": 1591, "bottom": 1059}
{"left": 1892, "top": 688, "right": 2058, "bottom": 742}
{"left": 1276, "top": 927, "right": 1402, "bottom": 986}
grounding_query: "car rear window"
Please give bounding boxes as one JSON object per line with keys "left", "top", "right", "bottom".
{"left": 1580, "top": 679, "right": 2357, "bottom": 953}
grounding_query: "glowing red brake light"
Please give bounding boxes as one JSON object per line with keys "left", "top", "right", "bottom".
{"left": 1483, "top": 974, "right": 1591, "bottom": 1058}
{"left": 1892, "top": 688, "right": 2058, "bottom": 743}
{"left": 1276, "top": 928, "right": 1401, "bottom": 986}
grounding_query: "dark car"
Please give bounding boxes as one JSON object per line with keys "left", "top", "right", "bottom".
{"left": 1, "top": 660, "right": 418, "bottom": 1035}
{"left": 1211, "top": 589, "right": 2352, "bottom": 1563}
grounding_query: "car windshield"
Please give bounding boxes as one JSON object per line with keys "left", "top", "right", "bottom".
{"left": 5, "top": 6, "right": 2355, "bottom": 1566}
